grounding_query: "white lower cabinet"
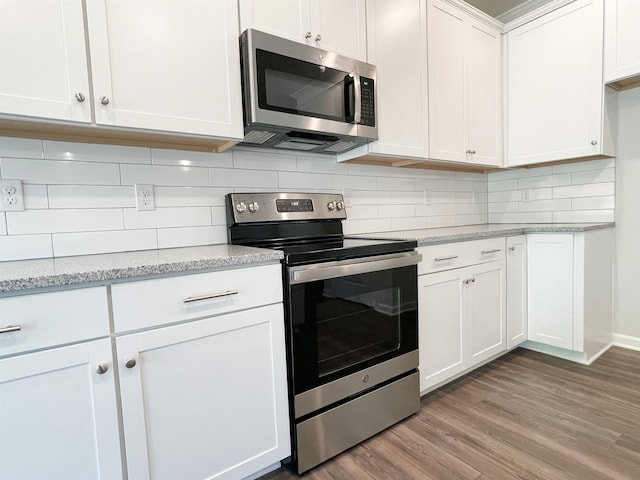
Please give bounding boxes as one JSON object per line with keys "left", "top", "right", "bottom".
{"left": 525, "top": 230, "right": 614, "bottom": 363}
{"left": 418, "top": 238, "right": 506, "bottom": 393}
{"left": 111, "top": 263, "right": 290, "bottom": 480}
{"left": 506, "top": 235, "right": 527, "bottom": 349}
{"left": 0, "top": 288, "right": 122, "bottom": 480}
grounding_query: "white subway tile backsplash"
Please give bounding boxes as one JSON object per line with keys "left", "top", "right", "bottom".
{"left": 488, "top": 179, "right": 518, "bottom": 192}
{"left": 571, "top": 168, "right": 615, "bottom": 184}
{"left": 0, "top": 234, "right": 53, "bottom": 261}
{"left": 233, "top": 150, "right": 297, "bottom": 171}
{"left": 379, "top": 204, "right": 414, "bottom": 218}
{"left": 123, "top": 207, "right": 211, "bottom": 230}
{"left": 152, "top": 149, "right": 233, "bottom": 168}
{"left": 211, "top": 168, "right": 278, "bottom": 188}
{"left": 572, "top": 196, "right": 615, "bottom": 210}
{"left": 157, "top": 226, "right": 228, "bottom": 249}
{"left": 518, "top": 173, "right": 571, "bottom": 189}
{"left": 121, "top": 164, "right": 210, "bottom": 186}
{"left": 6, "top": 209, "right": 124, "bottom": 234}
{"left": 211, "top": 206, "right": 226, "bottom": 225}
{"left": 553, "top": 182, "right": 615, "bottom": 199}
{"left": 1, "top": 158, "right": 121, "bottom": 185}
{"left": 518, "top": 199, "right": 572, "bottom": 212}
{"left": 154, "top": 186, "right": 228, "bottom": 207}
{"left": 0, "top": 213, "right": 6, "bottom": 235}
{"left": 455, "top": 214, "right": 487, "bottom": 226}
{"left": 346, "top": 205, "right": 378, "bottom": 219}
{"left": 415, "top": 204, "right": 448, "bottom": 216}
{"left": 52, "top": 229, "right": 158, "bottom": 257}
{"left": 488, "top": 192, "right": 502, "bottom": 202}
{"left": 504, "top": 189, "right": 525, "bottom": 202}
{"left": 343, "top": 218, "right": 392, "bottom": 235}
{"left": 350, "top": 190, "right": 390, "bottom": 205}
{"left": 376, "top": 177, "right": 414, "bottom": 191}
{"left": 48, "top": 185, "right": 135, "bottom": 209}
{"left": 23, "top": 185, "right": 49, "bottom": 209}
{"left": 414, "top": 179, "right": 449, "bottom": 192}
{"left": 552, "top": 158, "right": 615, "bottom": 174}
{"left": 488, "top": 212, "right": 553, "bottom": 223}
{"left": 388, "top": 191, "right": 425, "bottom": 204}
{"left": 530, "top": 188, "right": 553, "bottom": 201}
{"left": 552, "top": 210, "right": 615, "bottom": 223}
{"left": 0, "top": 137, "right": 43, "bottom": 159}
{"left": 278, "top": 171, "right": 333, "bottom": 190}
{"left": 332, "top": 174, "right": 377, "bottom": 190}
{"left": 426, "top": 216, "right": 457, "bottom": 228}
{"left": 297, "top": 156, "right": 348, "bottom": 174}
{"left": 391, "top": 216, "right": 428, "bottom": 230}
{"left": 489, "top": 202, "right": 519, "bottom": 213}
{"left": 43, "top": 141, "right": 151, "bottom": 164}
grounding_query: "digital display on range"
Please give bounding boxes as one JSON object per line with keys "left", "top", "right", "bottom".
{"left": 276, "top": 199, "right": 314, "bottom": 212}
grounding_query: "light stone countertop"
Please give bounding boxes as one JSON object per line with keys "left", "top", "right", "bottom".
{"left": 358, "top": 223, "right": 615, "bottom": 246}
{"left": 0, "top": 223, "right": 614, "bottom": 294}
{"left": 0, "top": 244, "right": 283, "bottom": 294}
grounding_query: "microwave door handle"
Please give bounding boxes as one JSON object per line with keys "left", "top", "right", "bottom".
{"left": 352, "top": 72, "right": 361, "bottom": 124}
{"left": 344, "top": 74, "right": 355, "bottom": 123}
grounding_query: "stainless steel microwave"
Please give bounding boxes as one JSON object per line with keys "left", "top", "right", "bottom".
{"left": 239, "top": 28, "right": 377, "bottom": 154}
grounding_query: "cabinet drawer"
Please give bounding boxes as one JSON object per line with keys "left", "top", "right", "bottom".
{"left": 418, "top": 237, "right": 506, "bottom": 275}
{"left": 111, "top": 263, "right": 283, "bottom": 333}
{"left": 0, "top": 287, "right": 110, "bottom": 357}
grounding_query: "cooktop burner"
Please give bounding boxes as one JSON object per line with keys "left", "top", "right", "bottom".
{"left": 226, "top": 192, "right": 416, "bottom": 265}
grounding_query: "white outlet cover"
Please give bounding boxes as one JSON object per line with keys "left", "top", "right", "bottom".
{"left": 135, "top": 184, "right": 155, "bottom": 211}
{"left": 0, "top": 179, "right": 24, "bottom": 212}
{"left": 521, "top": 188, "right": 531, "bottom": 203}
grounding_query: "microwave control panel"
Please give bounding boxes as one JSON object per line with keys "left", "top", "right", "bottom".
{"left": 360, "top": 77, "right": 375, "bottom": 127}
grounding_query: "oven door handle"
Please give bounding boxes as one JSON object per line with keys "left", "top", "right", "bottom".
{"left": 289, "top": 251, "right": 422, "bottom": 285}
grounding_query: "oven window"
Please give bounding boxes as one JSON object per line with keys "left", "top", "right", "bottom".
{"left": 288, "top": 265, "right": 418, "bottom": 394}
{"left": 256, "top": 49, "right": 348, "bottom": 122}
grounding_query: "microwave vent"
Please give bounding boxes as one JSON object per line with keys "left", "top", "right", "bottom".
{"left": 243, "top": 130, "right": 277, "bottom": 144}
{"left": 323, "top": 141, "right": 358, "bottom": 153}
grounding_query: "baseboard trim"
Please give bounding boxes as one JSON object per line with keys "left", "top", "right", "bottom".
{"left": 612, "top": 333, "right": 640, "bottom": 351}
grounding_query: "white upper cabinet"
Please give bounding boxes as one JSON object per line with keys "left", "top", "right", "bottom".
{"left": 239, "top": 0, "right": 367, "bottom": 61}
{"left": 604, "top": 0, "right": 640, "bottom": 87}
{"left": 506, "top": 0, "right": 615, "bottom": 167}
{"left": 427, "top": 0, "right": 502, "bottom": 167}
{"left": 366, "top": 0, "right": 429, "bottom": 158}
{"left": 0, "top": 0, "right": 91, "bottom": 122}
{"left": 86, "top": 0, "right": 243, "bottom": 138}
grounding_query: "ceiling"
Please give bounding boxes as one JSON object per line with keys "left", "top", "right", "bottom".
{"left": 464, "top": 0, "right": 554, "bottom": 21}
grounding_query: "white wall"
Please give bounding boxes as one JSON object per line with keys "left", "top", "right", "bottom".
{"left": 0, "top": 137, "right": 488, "bottom": 261}
{"left": 614, "top": 88, "right": 640, "bottom": 342}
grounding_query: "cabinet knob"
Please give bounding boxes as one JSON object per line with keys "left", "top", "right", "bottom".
{"left": 471, "top": 150, "right": 476, "bottom": 154}
{"left": 590, "top": 140, "right": 598, "bottom": 146}
{"left": 305, "top": 31, "right": 312, "bottom": 40}
{"left": 125, "top": 358, "right": 137, "bottom": 369}
{"left": 509, "top": 246, "right": 515, "bottom": 251}
{"left": 100, "top": 96, "right": 110, "bottom": 106}
{"left": 96, "top": 363, "right": 109, "bottom": 374}
{"left": 75, "top": 92, "right": 86, "bottom": 103}
{"left": 315, "top": 34, "right": 321, "bottom": 43}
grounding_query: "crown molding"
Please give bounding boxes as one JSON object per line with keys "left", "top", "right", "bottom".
{"left": 440, "top": 0, "right": 505, "bottom": 31}
{"left": 502, "top": 0, "right": 578, "bottom": 30}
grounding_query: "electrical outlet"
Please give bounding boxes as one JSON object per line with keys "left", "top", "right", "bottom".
{"left": 424, "top": 190, "right": 432, "bottom": 205}
{"left": 521, "top": 188, "right": 531, "bottom": 203}
{"left": 343, "top": 189, "right": 353, "bottom": 208}
{"left": 135, "top": 184, "right": 155, "bottom": 211}
{"left": 0, "top": 180, "right": 24, "bottom": 212}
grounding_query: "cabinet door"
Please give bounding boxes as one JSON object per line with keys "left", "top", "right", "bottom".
{"left": 0, "top": 340, "right": 122, "bottom": 479}
{"left": 427, "top": 0, "right": 466, "bottom": 163}
{"left": 506, "top": 236, "right": 527, "bottom": 349}
{"left": 527, "top": 234, "right": 575, "bottom": 349}
{"left": 604, "top": 0, "right": 640, "bottom": 84}
{"left": 507, "top": 0, "right": 605, "bottom": 166}
{"left": 366, "top": 0, "right": 429, "bottom": 158}
{"left": 466, "top": 19, "right": 502, "bottom": 166}
{"left": 467, "top": 261, "right": 506, "bottom": 365}
{"left": 117, "top": 304, "right": 290, "bottom": 480}
{"left": 310, "top": 0, "right": 367, "bottom": 60}
{"left": 418, "top": 269, "right": 466, "bottom": 393}
{"left": 86, "top": 0, "right": 243, "bottom": 138}
{"left": 239, "top": 0, "right": 311, "bottom": 44}
{"left": 0, "top": 0, "right": 91, "bottom": 122}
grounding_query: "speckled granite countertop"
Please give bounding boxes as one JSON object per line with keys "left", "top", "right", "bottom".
{"left": 0, "top": 244, "right": 283, "bottom": 294}
{"left": 0, "top": 223, "right": 614, "bottom": 294}
{"left": 359, "top": 222, "right": 615, "bottom": 246}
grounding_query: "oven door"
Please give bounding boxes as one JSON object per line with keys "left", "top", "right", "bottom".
{"left": 287, "top": 251, "right": 420, "bottom": 417}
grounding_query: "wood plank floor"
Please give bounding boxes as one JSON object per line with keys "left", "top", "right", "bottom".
{"left": 260, "top": 347, "right": 640, "bottom": 480}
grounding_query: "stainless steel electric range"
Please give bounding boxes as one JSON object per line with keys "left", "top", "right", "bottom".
{"left": 226, "top": 192, "right": 421, "bottom": 474}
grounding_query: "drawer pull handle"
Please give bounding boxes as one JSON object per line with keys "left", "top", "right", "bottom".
{"left": 183, "top": 290, "right": 239, "bottom": 303}
{"left": 434, "top": 255, "right": 459, "bottom": 262}
{"left": 96, "top": 363, "right": 109, "bottom": 375}
{"left": 0, "top": 325, "right": 21, "bottom": 334}
{"left": 125, "top": 359, "right": 137, "bottom": 369}
{"left": 481, "top": 249, "right": 501, "bottom": 255}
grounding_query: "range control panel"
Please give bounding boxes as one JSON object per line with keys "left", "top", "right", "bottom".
{"left": 227, "top": 192, "right": 346, "bottom": 224}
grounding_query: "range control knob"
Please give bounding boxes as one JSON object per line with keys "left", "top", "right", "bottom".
{"left": 336, "top": 201, "right": 344, "bottom": 211}
{"left": 235, "top": 202, "right": 247, "bottom": 213}
{"left": 327, "top": 201, "right": 336, "bottom": 211}
{"left": 248, "top": 201, "right": 260, "bottom": 213}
